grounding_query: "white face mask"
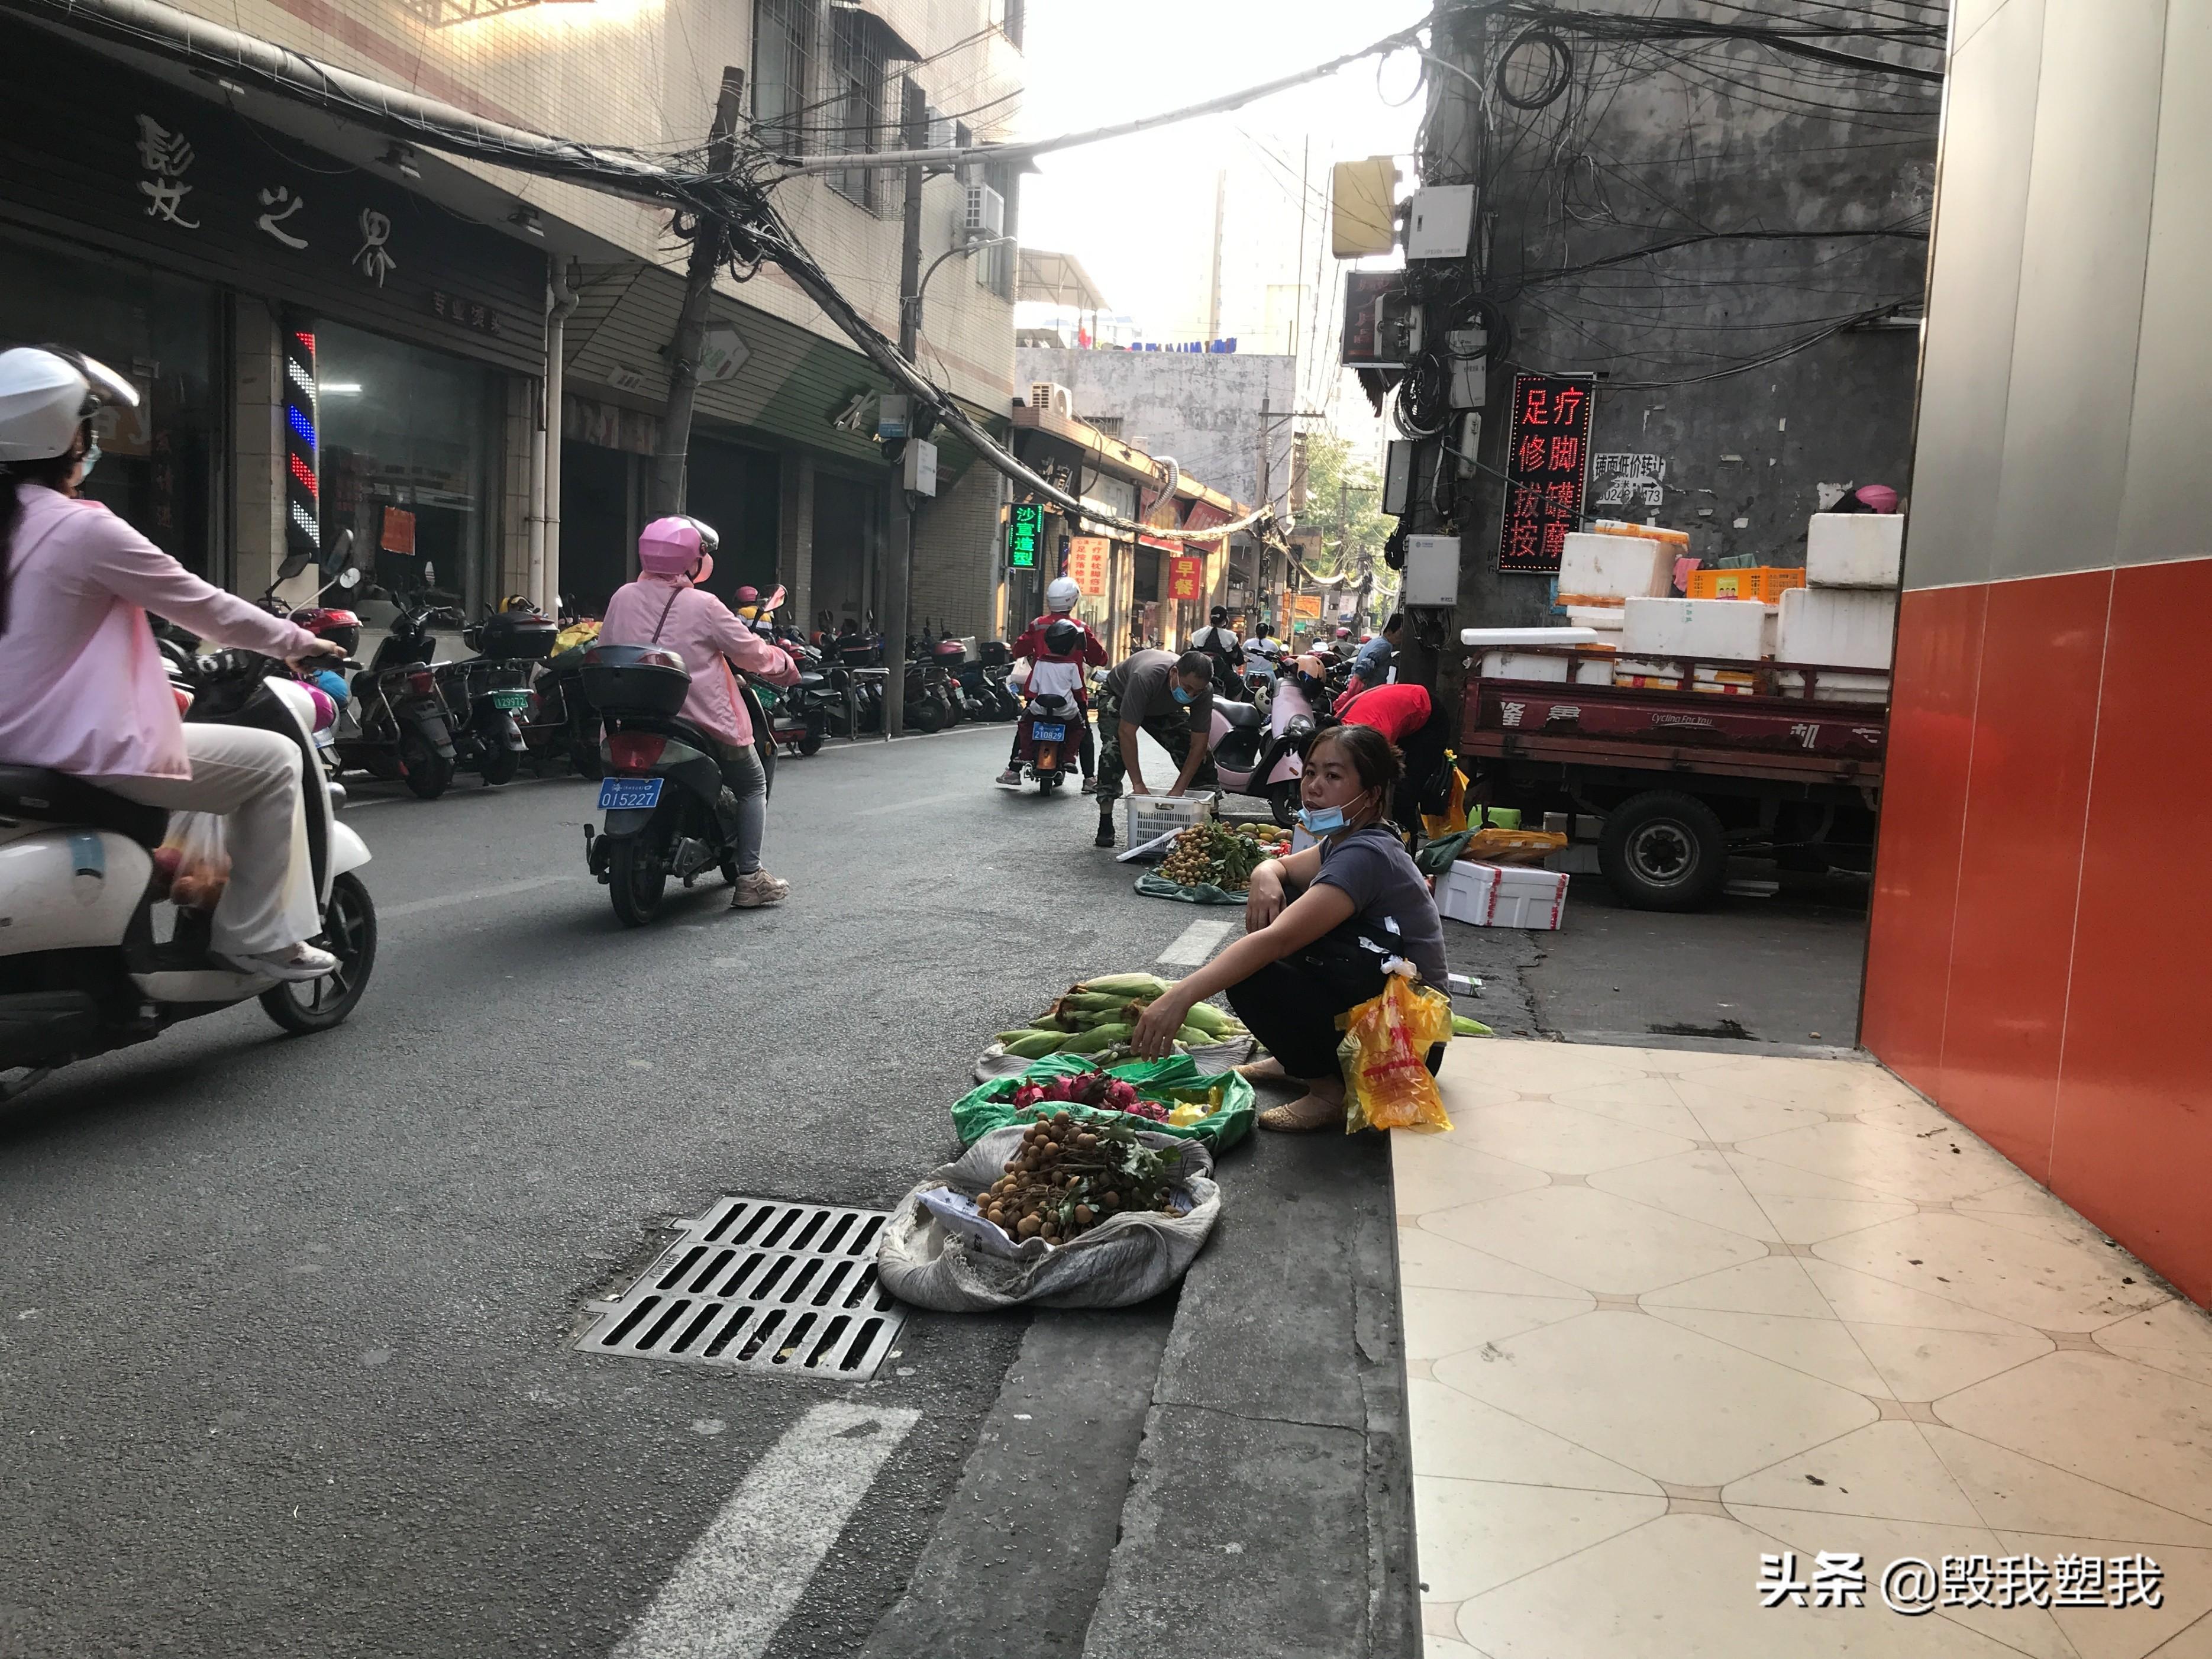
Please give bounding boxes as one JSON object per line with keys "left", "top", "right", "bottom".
{"left": 76, "top": 435, "right": 101, "bottom": 482}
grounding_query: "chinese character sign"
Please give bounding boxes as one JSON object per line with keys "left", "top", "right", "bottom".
{"left": 1067, "top": 535, "right": 1110, "bottom": 596}
{"left": 1496, "top": 372, "right": 1596, "bottom": 574}
{"left": 1007, "top": 503, "right": 1043, "bottom": 569}
{"left": 1167, "top": 554, "right": 1205, "bottom": 602}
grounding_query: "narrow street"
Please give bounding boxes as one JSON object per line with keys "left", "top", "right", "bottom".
{"left": 0, "top": 726, "right": 1341, "bottom": 1658}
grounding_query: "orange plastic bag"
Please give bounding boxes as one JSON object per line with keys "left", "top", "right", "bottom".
{"left": 1336, "top": 967, "right": 1455, "bottom": 1134}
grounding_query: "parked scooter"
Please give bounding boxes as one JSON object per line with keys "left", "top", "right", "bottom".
{"left": 1210, "top": 673, "right": 1322, "bottom": 827}
{"left": 0, "top": 625, "right": 377, "bottom": 1096}
{"left": 535, "top": 603, "right": 605, "bottom": 778}
{"left": 437, "top": 601, "right": 555, "bottom": 786}
{"left": 579, "top": 644, "right": 748, "bottom": 926}
{"left": 334, "top": 564, "right": 463, "bottom": 799}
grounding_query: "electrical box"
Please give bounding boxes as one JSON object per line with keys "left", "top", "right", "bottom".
{"left": 1382, "top": 440, "right": 1416, "bottom": 517}
{"left": 904, "top": 438, "right": 938, "bottom": 498}
{"left": 876, "top": 395, "right": 910, "bottom": 440}
{"left": 1447, "top": 327, "right": 1488, "bottom": 408}
{"left": 1403, "top": 534, "right": 1461, "bottom": 607}
{"left": 1455, "top": 413, "right": 1483, "bottom": 478}
{"left": 1406, "top": 185, "right": 1477, "bottom": 261}
{"left": 964, "top": 184, "right": 1005, "bottom": 240}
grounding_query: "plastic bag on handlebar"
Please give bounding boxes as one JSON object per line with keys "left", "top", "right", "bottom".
{"left": 159, "top": 811, "right": 231, "bottom": 912}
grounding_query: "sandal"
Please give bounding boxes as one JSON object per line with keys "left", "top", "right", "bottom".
{"left": 1234, "top": 1056, "right": 1289, "bottom": 1082}
{"left": 1258, "top": 1091, "right": 1348, "bottom": 1134}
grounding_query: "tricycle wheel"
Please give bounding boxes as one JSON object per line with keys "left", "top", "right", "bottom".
{"left": 1599, "top": 790, "right": 1729, "bottom": 911}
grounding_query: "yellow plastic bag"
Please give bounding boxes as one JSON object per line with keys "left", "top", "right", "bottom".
{"left": 1336, "top": 968, "right": 1455, "bottom": 1134}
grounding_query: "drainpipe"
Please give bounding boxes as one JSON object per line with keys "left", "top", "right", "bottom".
{"left": 530, "top": 256, "right": 580, "bottom": 611}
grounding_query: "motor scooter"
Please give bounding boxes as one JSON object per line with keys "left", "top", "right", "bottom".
{"left": 0, "top": 585, "right": 377, "bottom": 1097}
{"left": 334, "top": 563, "right": 463, "bottom": 798}
{"left": 1015, "top": 689, "right": 1080, "bottom": 793}
{"left": 1210, "top": 674, "right": 1320, "bottom": 827}
{"left": 580, "top": 644, "right": 751, "bottom": 926}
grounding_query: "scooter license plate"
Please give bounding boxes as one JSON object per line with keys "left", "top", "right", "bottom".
{"left": 490, "top": 689, "right": 531, "bottom": 712}
{"left": 1032, "top": 721, "right": 1067, "bottom": 743}
{"left": 598, "top": 777, "right": 664, "bottom": 811}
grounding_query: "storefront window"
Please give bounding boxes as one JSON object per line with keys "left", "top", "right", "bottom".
{"left": 315, "top": 320, "right": 496, "bottom": 616}
{"left": 0, "top": 231, "right": 219, "bottom": 579}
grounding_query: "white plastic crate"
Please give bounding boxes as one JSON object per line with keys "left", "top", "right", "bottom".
{"left": 1435, "top": 861, "right": 1571, "bottom": 929}
{"left": 1806, "top": 513, "right": 1904, "bottom": 588}
{"left": 1622, "top": 596, "right": 1767, "bottom": 661}
{"left": 1121, "top": 792, "right": 1213, "bottom": 852}
{"left": 1776, "top": 586, "right": 1897, "bottom": 669}
{"left": 1558, "top": 532, "right": 1671, "bottom": 602}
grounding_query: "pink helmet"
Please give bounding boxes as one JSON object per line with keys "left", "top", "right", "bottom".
{"left": 1853, "top": 483, "right": 1900, "bottom": 514}
{"left": 639, "top": 515, "right": 718, "bottom": 576}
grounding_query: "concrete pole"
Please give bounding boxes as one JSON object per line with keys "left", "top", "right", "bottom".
{"left": 648, "top": 68, "right": 744, "bottom": 519}
{"left": 881, "top": 76, "right": 928, "bottom": 740}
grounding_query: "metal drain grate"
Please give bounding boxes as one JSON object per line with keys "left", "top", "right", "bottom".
{"left": 577, "top": 1198, "right": 907, "bottom": 1380}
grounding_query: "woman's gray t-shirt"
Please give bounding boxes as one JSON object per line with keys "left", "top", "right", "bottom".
{"left": 1311, "top": 825, "right": 1449, "bottom": 986}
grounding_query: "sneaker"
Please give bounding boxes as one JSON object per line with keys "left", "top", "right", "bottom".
{"left": 1080, "top": 777, "right": 1099, "bottom": 795}
{"left": 1093, "top": 818, "right": 1116, "bottom": 849}
{"left": 994, "top": 768, "right": 1023, "bottom": 789}
{"left": 729, "top": 869, "right": 791, "bottom": 908}
{"left": 217, "top": 942, "right": 338, "bottom": 982}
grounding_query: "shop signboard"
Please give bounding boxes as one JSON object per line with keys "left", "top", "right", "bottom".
{"left": 1067, "top": 535, "right": 1110, "bottom": 595}
{"left": 1007, "top": 502, "right": 1044, "bottom": 569}
{"left": 1167, "top": 554, "right": 1205, "bottom": 602}
{"left": 1496, "top": 372, "right": 1597, "bottom": 574}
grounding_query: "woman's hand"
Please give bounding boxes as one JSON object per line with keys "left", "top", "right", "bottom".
{"left": 1246, "top": 860, "right": 1287, "bottom": 929}
{"left": 1130, "top": 989, "right": 1190, "bottom": 1060}
{"left": 289, "top": 639, "right": 347, "bottom": 674}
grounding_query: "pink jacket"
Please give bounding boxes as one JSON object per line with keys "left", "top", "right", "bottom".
{"left": 599, "top": 573, "right": 798, "bottom": 748}
{"left": 0, "top": 485, "right": 319, "bottom": 780}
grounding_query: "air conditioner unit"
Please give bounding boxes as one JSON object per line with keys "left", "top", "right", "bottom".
{"left": 925, "top": 107, "right": 955, "bottom": 151}
{"left": 1029, "top": 382, "right": 1074, "bottom": 419}
{"left": 964, "top": 183, "right": 1005, "bottom": 241}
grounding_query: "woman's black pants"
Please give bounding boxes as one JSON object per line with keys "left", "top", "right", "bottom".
{"left": 1225, "top": 918, "right": 1440, "bottom": 1081}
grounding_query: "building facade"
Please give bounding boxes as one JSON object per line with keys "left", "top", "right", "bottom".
{"left": 1861, "top": 0, "right": 2212, "bottom": 1305}
{"left": 1, "top": 0, "right": 1023, "bottom": 641}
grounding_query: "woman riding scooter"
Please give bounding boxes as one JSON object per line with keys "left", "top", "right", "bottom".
{"left": 998, "top": 575, "right": 1105, "bottom": 790}
{"left": 0, "top": 346, "right": 347, "bottom": 981}
{"left": 599, "top": 516, "right": 799, "bottom": 908}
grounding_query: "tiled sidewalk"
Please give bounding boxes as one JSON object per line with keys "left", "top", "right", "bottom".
{"left": 1396, "top": 1040, "right": 2212, "bottom": 1659}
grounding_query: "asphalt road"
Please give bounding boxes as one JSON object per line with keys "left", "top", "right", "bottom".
{"left": 0, "top": 724, "right": 1242, "bottom": 1659}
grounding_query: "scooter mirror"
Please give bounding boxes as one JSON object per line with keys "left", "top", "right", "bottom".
{"left": 338, "top": 566, "right": 361, "bottom": 589}
{"left": 421, "top": 561, "right": 437, "bottom": 588}
{"left": 275, "top": 548, "right": 313, "bottom": 583}
{"left": 330, "top": 527, "right": 357, "bottom": 570}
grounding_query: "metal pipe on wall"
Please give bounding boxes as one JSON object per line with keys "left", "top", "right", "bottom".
{"left": 541, "top": 258, "right": 578, "bottom": 611}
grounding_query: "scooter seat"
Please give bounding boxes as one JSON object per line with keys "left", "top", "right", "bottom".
{"left": 0, "top": 764, "right": 169, "bottom": 848}
{"left": 1216, "top": 698, "right": 1266, "bottom": 730}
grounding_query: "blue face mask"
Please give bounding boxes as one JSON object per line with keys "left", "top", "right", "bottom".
{"left": 1170, "top": 685, "right": 1194, "bottom": 705}
{"left": 77, "top": 435, "right": 101, "bottom": 482}
{"left": 1299, "top": 804, "right": 1348, "bottom": 835}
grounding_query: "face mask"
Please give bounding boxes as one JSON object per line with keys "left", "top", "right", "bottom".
{"left": 77, "top": 435, "right": 101, "bottom": 482}
{"left": 1299, "top": 804, "right": 1348, "bottom": 835}
{"left": 1170, "top": 685, "right": 1193, "bottom": 705}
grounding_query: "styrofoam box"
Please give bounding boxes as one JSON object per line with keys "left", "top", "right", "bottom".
{"left": 1621, "top": 596, "right": 1767, "bottom": 661}
{"left": 1572, "top": 657, "right": 1614, "bottom": 687}
{"left": 1565, "top": 604, "right": 1626, "bottom": 632}
{"left": 1462, "top": 627, "right": 1599, "bottom": 648}
{"left": 1479, "top": 648, "right": 1570, "bottom": 682}
{"left": 1558, "top": 532, "right": 1671, "bottom": 601}
{"left": 1777, "top": 586, "right": 1897, "bottom": 670}
{"left": 1775, "top": 669, "right": 1891, "bottom": 704}
{"left": 1436, "top": 861, "right": 1571, "bottom": 930}
{"left": 1806, "top": 513, "right": 1904, "bottom": 589}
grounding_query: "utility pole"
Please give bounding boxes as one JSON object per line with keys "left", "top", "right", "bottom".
{"left": 881, "top": 75, "right": 928, "bottom": 740}
{"left": 649, "top": 67, "right": 744, "bottom": 519}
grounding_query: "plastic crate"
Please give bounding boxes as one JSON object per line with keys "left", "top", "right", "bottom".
{"left": 1687, "top": 566, "right": 1807, "bottom": 603}
{"left": 1122, "top": 792, "right": 1213, "bottom": 851}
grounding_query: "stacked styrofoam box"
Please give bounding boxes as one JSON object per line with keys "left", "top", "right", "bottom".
{"left": 1622, "top": 597, "right": 1768, "bottom": 662}
{"left": 1436, "top": 861, "right": 1572, "bottom": 930}
{"left": 1806, "top": 514, "right": 1904, "bottom": 588}
{"left": 1558, "top": 532, "right": 1672, "bottom": 604}
{"left": 1775, "top": 588, "right": 1897, "bottom": 671}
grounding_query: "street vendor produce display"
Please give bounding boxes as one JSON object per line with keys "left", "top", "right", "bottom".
{"left": 1154, "top": 821, "right": 1291, "bottom": 891}
{"left": 996, "top": 972, "right": 1247, "bottom": 1060}
{"left": 980, "top": 1112, "right": 1182, "bottom": 1245}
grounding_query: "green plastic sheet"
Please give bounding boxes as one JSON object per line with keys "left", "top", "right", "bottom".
{"left": 1134, "top": 871, "right": 1244, "bottom": 906}
{"left": 952, "top": 1053, "right": 1255, "bottom": 1153}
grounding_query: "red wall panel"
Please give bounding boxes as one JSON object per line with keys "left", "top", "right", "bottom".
{"left": 1937, "top": 571, "right": 2112, "bottom": 1182}
{"left": 2049, "top": 559, "right": 2212, "bottom": 1306}
{"left": 1861, "top": 584, "right": 1987, "bottom": 1093}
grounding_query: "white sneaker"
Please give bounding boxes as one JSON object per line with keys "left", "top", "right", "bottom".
{"left": 730, "top": 869, "right": 791, "bottom": 909}
{"left": 218, "top": 943, "right": 338, "bottom": 982}
{"left": 995, "top": 768, "right": 1023, "bottom": 788}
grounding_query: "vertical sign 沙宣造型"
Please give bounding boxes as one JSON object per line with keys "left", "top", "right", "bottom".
{"left": 1007, "top": 502, "right": 1042, "bottom": 570}
{"left": 1496, "top": 373, "right": 1596, "bottom": 574}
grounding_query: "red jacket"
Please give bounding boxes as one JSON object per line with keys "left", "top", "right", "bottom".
{"left": 1341, "top": 682, "right": 1432, "bottom": 747}
{"left": 1013, "top": 612, "right": 1107, "bottom": 669}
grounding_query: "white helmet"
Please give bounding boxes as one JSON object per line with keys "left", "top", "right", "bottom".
{"left": 1045, "top": 576, "right": 1080, "bottom": 614}
{"left": 0, "top": 347, "right": 138, "bottom": 462}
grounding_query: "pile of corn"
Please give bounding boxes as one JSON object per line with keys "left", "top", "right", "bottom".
{"left": 1155, "top": 821, "right": 1290, "bottom": 892}
{"left": 994, "top": 972, "right": 1247, "bottom": 1060}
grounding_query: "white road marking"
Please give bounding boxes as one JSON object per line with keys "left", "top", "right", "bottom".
{"left": 612, "top": 1402, "right": 919, "bottom": 1659}
{"left": 851, "top": 789, "right": 968, "bottom": 818}
{"left": 1157, "top": 918, "right": 1236, "bottom": 967}
{"left": 377, "top": 873, "right": 586, "bottom": 920}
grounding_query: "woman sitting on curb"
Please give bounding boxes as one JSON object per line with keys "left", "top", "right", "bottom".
{"left": 1129, "top": 724, "right": 1448, "bottom": 1131}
